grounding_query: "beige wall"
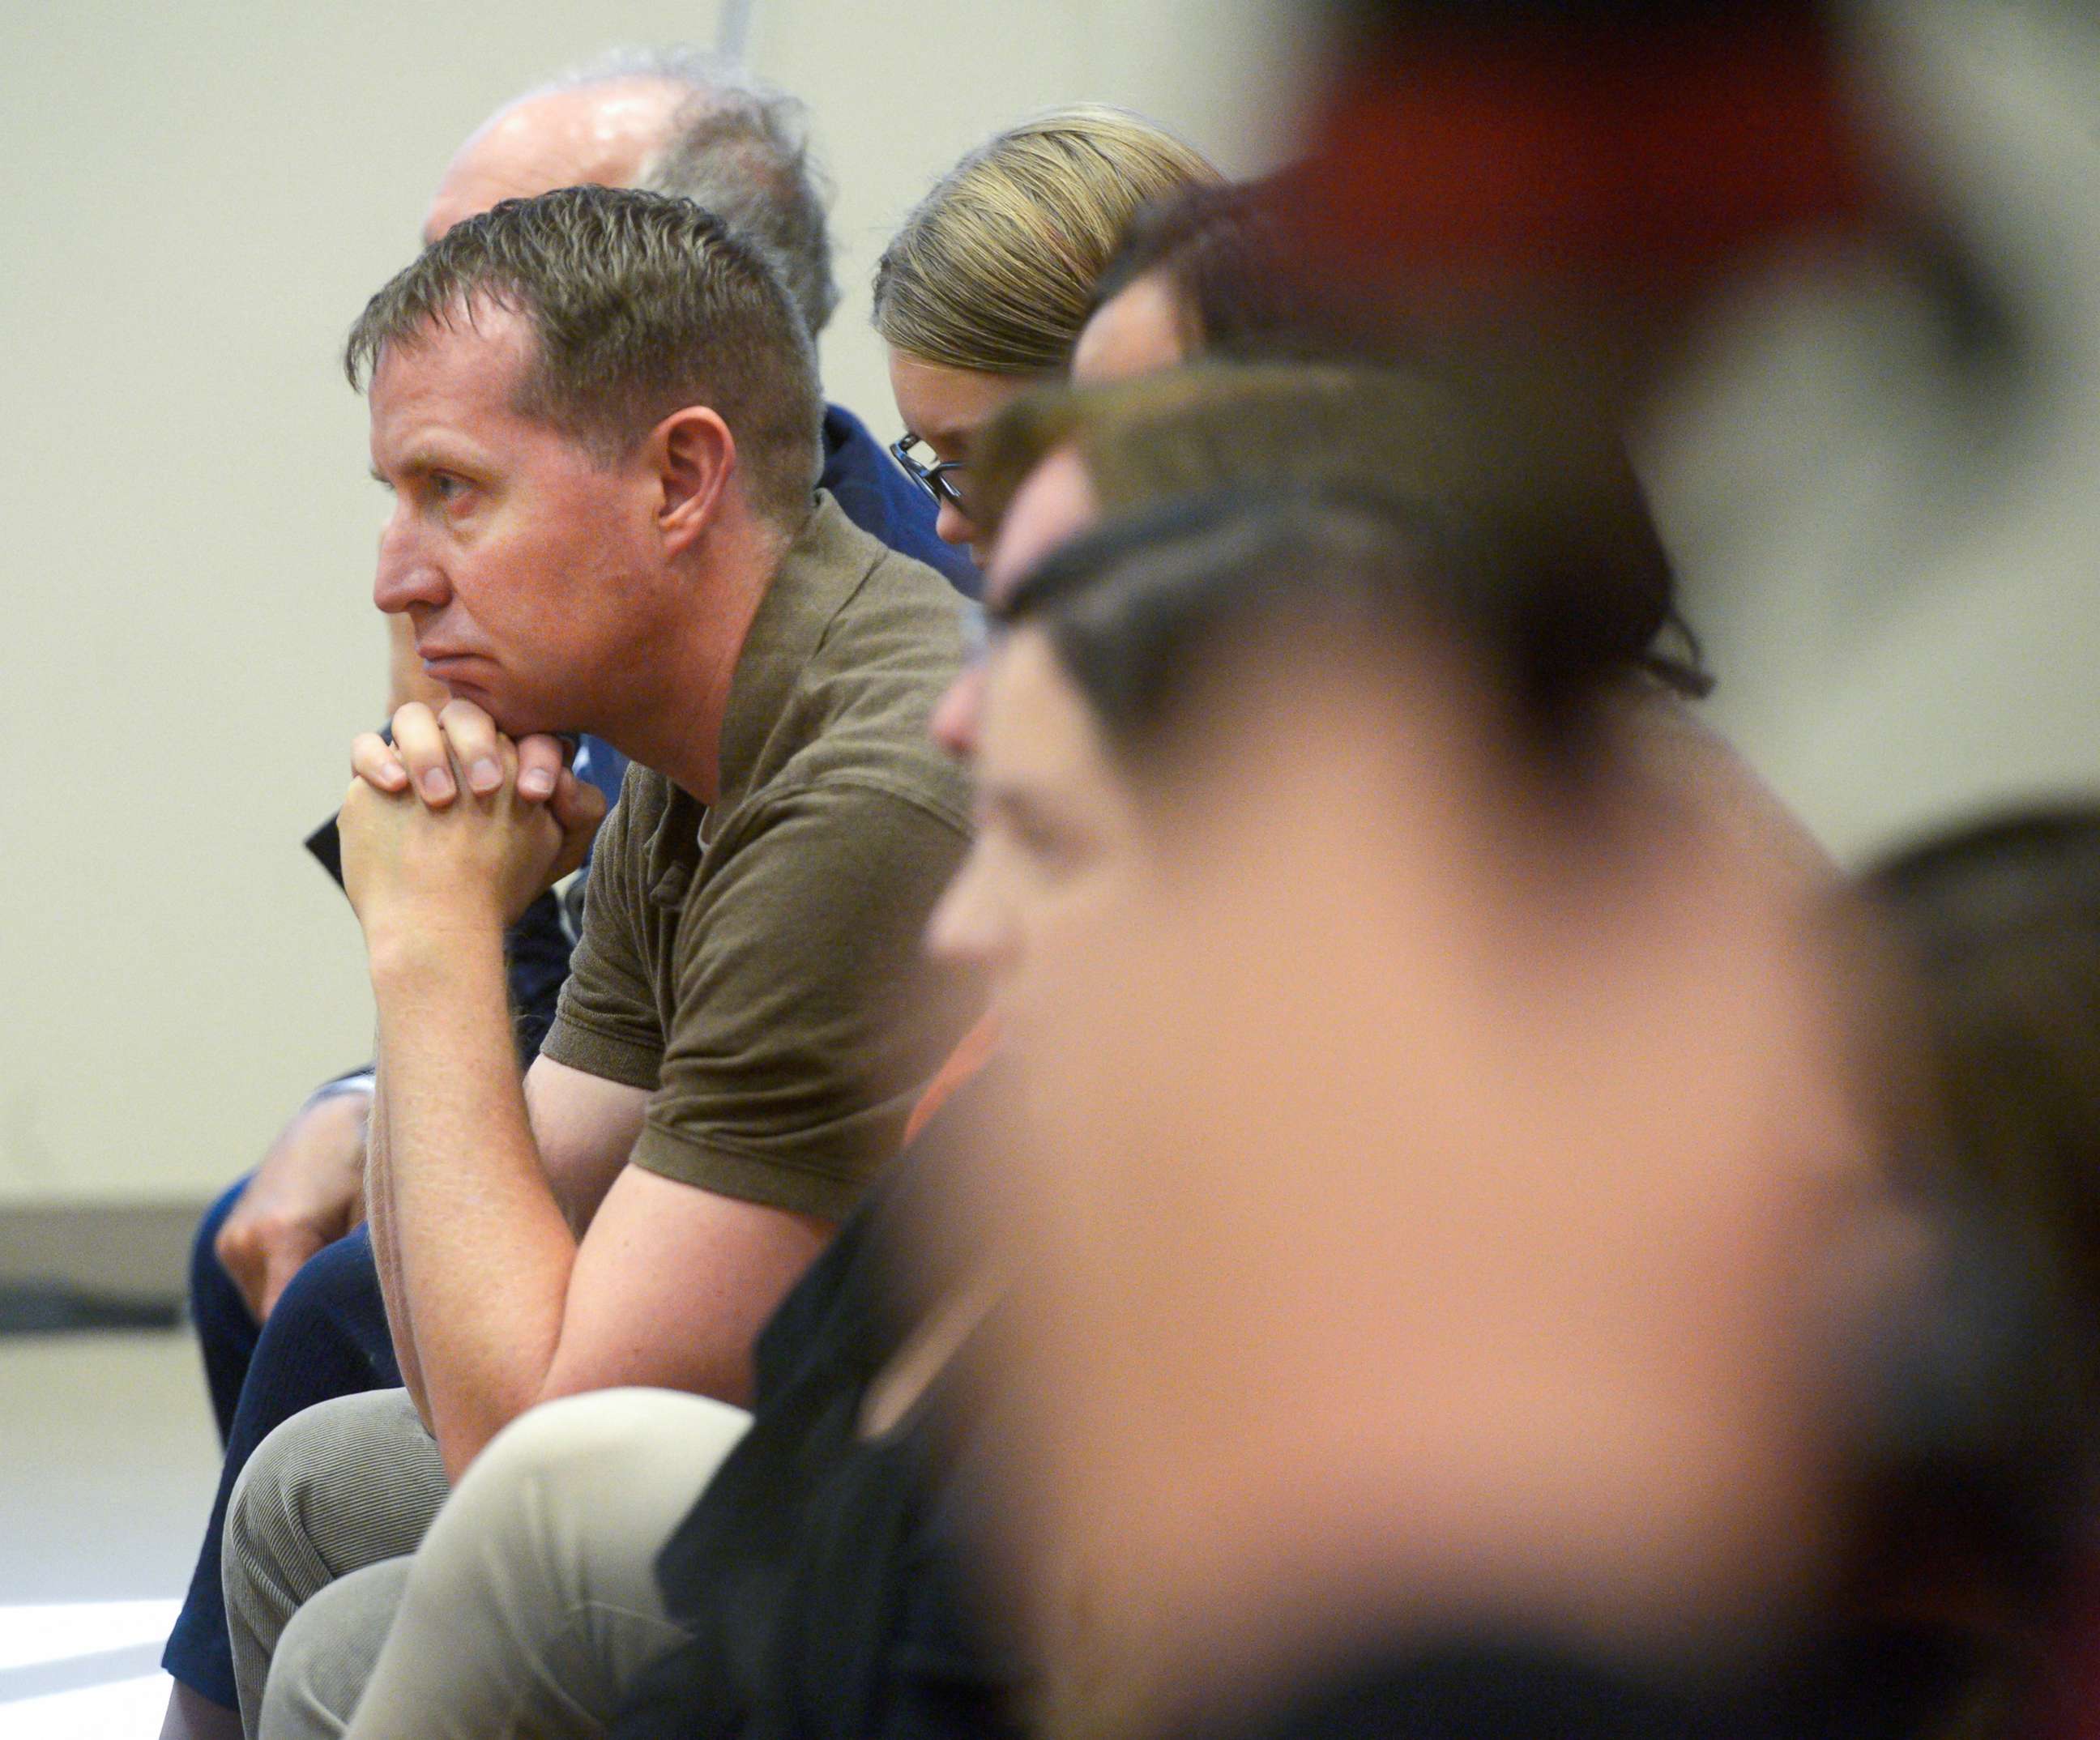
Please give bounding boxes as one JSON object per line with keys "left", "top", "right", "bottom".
{"left": 1645, "top": 0, "right": 2100, "bottom": 864}
{"left": 6, "top": 0, "right": 2097, "bottom": 1207}
{"left": 0, "top": 0, "right": 1303, "bottom": 1204}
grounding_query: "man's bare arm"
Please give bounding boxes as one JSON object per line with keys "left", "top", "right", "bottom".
{"left": 527, "top": 1056, "right": 650, "bottom": 1237}
{"left": 367, "top": 919, "right": 575, "bottom": 1474}
{"left": 544, "top": 1162, "right": 830, "bottom": 1407}
{"left": 364, "top": 1059, "right": 429, "bottom": 1425}
{"left": 369, "top": 933, "right": 817, "bottom": 1473}
{"left": 343, "top": 705, "right": 825, "bottom": 1476}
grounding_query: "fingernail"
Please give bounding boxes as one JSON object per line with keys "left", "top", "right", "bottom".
{"left": 469, "top": 757, "right": 502, "bottom": 793}
{"left": 422, "top": 769, "right": 453, "bottom": 800}
{"left": 519, "top": 768, "right": 553, "bottom": 798}
{"left": 378, "top": 761, "right": 408, "bottom": 789}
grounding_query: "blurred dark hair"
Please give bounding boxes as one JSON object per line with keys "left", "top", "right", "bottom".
{"left": 994, "top": 488, "right": 1659, "bottom": 769}
{"left": 1091, "top": 181, "right": 1308, "bottom": 364}
{"left": 1867, "top": 808, "right": 2100, "bottom": 1333}
{"left": 1842, "top": 808, "right": 2100, "bottom": 1672}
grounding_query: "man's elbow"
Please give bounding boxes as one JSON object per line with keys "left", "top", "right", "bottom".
{"left": 536, "top": 1339, "right": 758, "bottom": 1415}
{"left": 430, "top": 1371, "right": 559, "bottom": 1482}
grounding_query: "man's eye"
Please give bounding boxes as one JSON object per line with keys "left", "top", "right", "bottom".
{"left": 1014, "top": 817, "right": 1085, "bottom": 876}
{"left": 430, "top": 474, "right": 465, "bottom": 501}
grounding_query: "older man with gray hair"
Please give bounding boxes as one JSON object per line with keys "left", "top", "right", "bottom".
{"left": 162, "top": 47, "right": 972, "bottom": 1740}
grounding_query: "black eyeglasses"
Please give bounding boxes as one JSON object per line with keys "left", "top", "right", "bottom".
{"left": 890, "top": 434, "right": 967, "bottom": 510}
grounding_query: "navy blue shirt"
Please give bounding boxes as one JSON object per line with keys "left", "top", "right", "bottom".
{"left": 819, "top": 402, "right": 980, "bottom": 599}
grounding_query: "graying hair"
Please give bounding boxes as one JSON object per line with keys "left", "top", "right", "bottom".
{"left": 642, "top": 92, "right": 838, "bottom": 339}
{"left": 531, "top": 45, "right": 839, "bottom": 339}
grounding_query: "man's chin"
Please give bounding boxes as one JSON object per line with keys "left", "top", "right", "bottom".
{"left": 433, "top": 677, "right": 564, "bottom": 742}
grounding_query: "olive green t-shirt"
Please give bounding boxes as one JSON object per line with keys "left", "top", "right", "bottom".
{"left": 540, "top": 494, "right": 980, "bottom": 1222}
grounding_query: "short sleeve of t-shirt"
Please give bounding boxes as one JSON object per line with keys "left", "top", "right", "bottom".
{"left": 548, "top": 773, "right": 974, "bottom": 1222}
{"left": 642, "top": 778, "right": 970, "bottom": 1219}
{"left": 542, "top": 771, "right": 667, "bottom": 1091}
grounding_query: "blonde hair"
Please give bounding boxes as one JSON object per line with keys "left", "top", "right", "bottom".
{"left": 873, "top": 104, "right": 1218, "bottom": 377}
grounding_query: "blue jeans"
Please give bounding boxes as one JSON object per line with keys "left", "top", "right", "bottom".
{"left": 165, "top": 1180, "right": 401, "bottom": 1710}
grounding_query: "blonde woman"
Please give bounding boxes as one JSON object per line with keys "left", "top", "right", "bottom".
{"left": 874, "top": 104, "right": 1216, "bottom": 562}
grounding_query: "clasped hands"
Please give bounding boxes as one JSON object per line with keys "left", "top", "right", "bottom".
{"left": 340, "top": 699, "right": 608, "bottom": 941}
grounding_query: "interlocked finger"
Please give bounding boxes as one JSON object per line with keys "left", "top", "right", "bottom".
{"left": 350, "top": 731, "right": 409, "bottom": 794}
{"left": 439, "top": 699, "right": 507, "bottom": 797}
{"left": 388, "top": 702, "right": 457, "bottom": 807}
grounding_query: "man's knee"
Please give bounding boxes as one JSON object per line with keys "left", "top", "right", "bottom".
{"left": 434, "top": 1389, "right": 750, "bottom": 1590}
{"left": 261, "top": 1559, "right": 412, "bottom": 1740}
{"left": 224, "top": 1388, "right": 445, "bottom": 1594}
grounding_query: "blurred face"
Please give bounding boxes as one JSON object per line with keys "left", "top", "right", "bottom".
{"left": 1071, "top": 269, "right": 1192, "bottom": 385}
{"left": 367, "top": 304, "right": 668, "bottom": 737}
{"left": 928, "top": 448, "right": 1101, "bottom": 760}
{"left": 886, "top": 348, "right": 1035, "bottom": 563}
{"left": 965, "top": 641, "right": 1885, "bottom": 1722}
{"left": 926, "top": 626, "right": 1141, "bottom": 993}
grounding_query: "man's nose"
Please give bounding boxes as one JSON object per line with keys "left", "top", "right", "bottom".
{"left": 373, "top": 510, "right": 448, "bottom": 615}
{"left": 928, "top": 667, "right": 987, "bottom": 761}
{"left": 924, "top": 855, "right": 1018, "bottom": 979}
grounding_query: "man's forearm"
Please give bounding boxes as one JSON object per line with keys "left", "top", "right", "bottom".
{"left": 369, "top": 919, "right": 578, "bottom": 1478}
{"left": 365, "top": 1061, "right": 433, "bottom": 1427}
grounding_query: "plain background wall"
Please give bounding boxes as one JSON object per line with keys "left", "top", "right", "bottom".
{"left": 0, "top": 0, "right": 1306, "bottom": 1205}
{"left": 3, "top": 0, "right": 2097, "bottom": 1208}
{"left": 1647, "top": 0, "right": 2100, "bottom": 863}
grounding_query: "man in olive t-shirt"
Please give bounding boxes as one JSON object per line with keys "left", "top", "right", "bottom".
{"left": 215, "top": 186, "right": 977, "bottom": 1725}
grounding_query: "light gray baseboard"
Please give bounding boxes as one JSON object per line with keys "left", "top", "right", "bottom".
{"left": 0, "top": 1200, "right": 206, "bottom": 1317}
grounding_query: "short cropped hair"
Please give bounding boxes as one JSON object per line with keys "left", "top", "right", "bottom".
{"left": 346, "top": 184, "right": 822, "bottom": 523}
{"left": 642, "top": 84, "right": 837, "bottom": 337}
{"left": 873, "top": 105, "right": 1218, "bottom": 377}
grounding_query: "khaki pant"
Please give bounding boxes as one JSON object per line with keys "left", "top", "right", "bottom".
{"left": 223, "top": 1385, "right": 749, "bottom": 1740}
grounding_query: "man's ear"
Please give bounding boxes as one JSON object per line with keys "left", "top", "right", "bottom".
{"left": 652, "top": 407, "right": 736, "bottom": 557}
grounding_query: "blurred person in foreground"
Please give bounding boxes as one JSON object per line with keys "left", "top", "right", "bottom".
{"left": 1859, "top": 808, "right": 2100, "bottom": 1739}
{"left": 216, "top": 184, "right": 977, "bottom": 1733}
{"left": 617, "top": 364, "right": 1839, "bottom": 1740}
{"left": 934, "top": 509, "right": 2012, "bottom": 1736}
